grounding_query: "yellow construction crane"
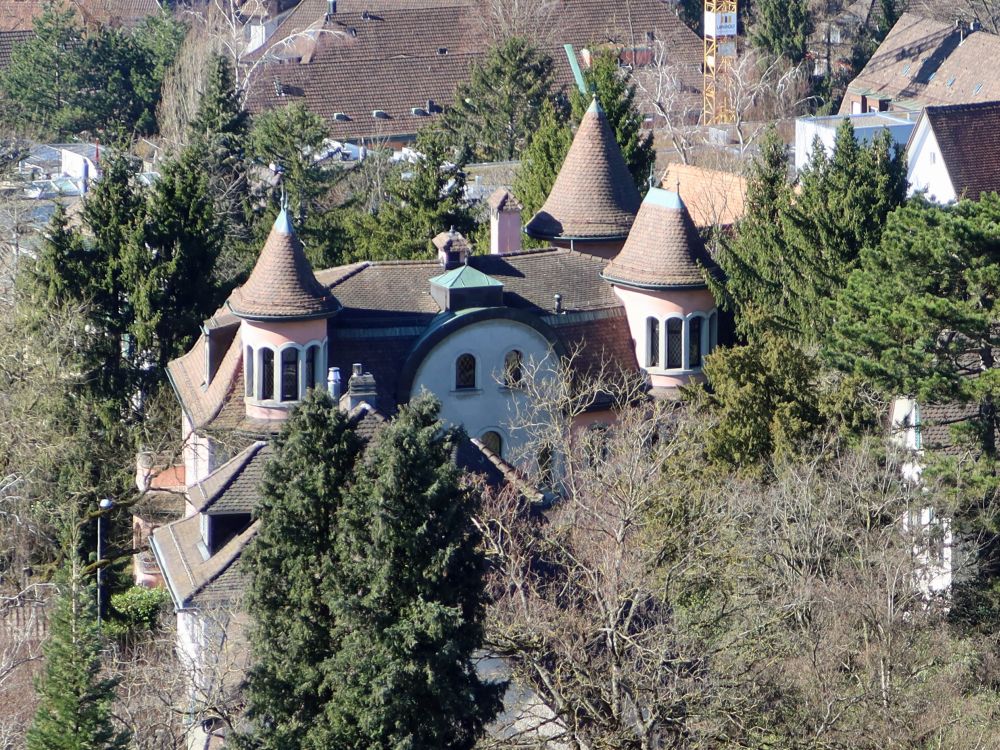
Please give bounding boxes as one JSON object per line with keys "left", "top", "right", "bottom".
{"left": 703, "top": 0, "right": 738, "bottom": 125}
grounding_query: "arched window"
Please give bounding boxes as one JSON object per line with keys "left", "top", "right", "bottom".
{"left": 245, "top": 345, "right": 254, "bottom": 397}
{"left": 260, "top": 348, "right": 275, "bottom": 400}
{"left": 708, "top": 312, "right": 718, "bottom": 355}
{"left": 646, "top": 317, "right": 660, "bottom": 368}
{"left": 504, "top": 350, "right": 523, "bottom": 387}
{"left": 689, "top": 317, "right": 703, "bottom": 369}
{"left": 305, "top": 344, "right": 320, "bottom": 390}
{"left": 666, "top": 318, "right": 683, "bottom": 369}
{"left": 280, "top": 348, "right": 299, "bottom": 402}
{"left": 456, "top": 353, "right": 476, "bottom": 390}
{"left": 481, "top": 430, "right": 503, "bottom": 456}
{"left": 538, "top": 444, "right": 554, "bottom": 486}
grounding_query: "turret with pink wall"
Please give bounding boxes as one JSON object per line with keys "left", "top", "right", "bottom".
{"left": 602, "top": 189, "right": 721, "bottom": 395}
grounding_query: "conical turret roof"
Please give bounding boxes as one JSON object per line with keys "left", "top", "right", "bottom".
{"left": 525, "top": 98, "right": 641, "bottom": 242}
{"left": 602, "top": 188, "right": 721, "bottom": 290}
{"left": 228, "top": 209, "right": 340, "bottom": 320}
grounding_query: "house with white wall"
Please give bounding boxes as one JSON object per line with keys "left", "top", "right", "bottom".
{"left": 906, "top": 100, "right": 1000, "bottom": 203}
{"left": 793, "top": 111, "right": 917, "bottom": 172}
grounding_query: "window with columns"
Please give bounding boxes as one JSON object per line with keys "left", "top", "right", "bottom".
{"left": 644, "top": 311, "right": 718, "bottom": 372}
{"left": 244, "top": 341, "right": 327, "bottom": 403}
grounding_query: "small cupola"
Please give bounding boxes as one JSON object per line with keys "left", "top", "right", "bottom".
{"left": 524, "top": 98, "right": 641, "bottom": 258}
{"left": 429, "top": 264, "right": 504, "bottom": 312}
{"left": 434, "top": 227, "right": 471, "bottom": 269}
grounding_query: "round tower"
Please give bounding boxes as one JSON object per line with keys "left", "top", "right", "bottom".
{"left": 227, "top": 209, "right": 340, "bottom": 421}
{"left": 524, "top": 98, "right": 641, "bottom": 259}
{"left": 601, "top": 188, "right": 721, "bottom": 394}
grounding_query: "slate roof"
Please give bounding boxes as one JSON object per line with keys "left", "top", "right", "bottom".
{"left": 0, "top": 0, "right": 159, "bottom": 31}
{"left": 227, "top": 210, "right": 341, "bottom": 320}
{"left": 525, "top": 99, "right": 641, "bottom": 242}
{"left": 246, "top": 0, "right": 703, "bottom": 140}
{"left": 922, "top": 100, "right": 1000, "bottom": 200}
{"left": 189, "top": 442, "right": 271, "bottom": 515}
{"left": 0, "top": 30, "right": 31, "bottom": 69}
{"left": 839, "top": 13, "right": 1000, "bottom": 113}
{"left": 602, "top": 189, "right": 720, "bottom": 290}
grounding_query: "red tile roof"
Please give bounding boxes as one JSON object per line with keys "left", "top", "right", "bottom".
{"left": 0, "top": 0, "right": 160, "bottom": 31}
{"left": 840, "top": 13, "right": 1000, "bottom": 113}
{"left": 922, "top": 100, "right": 1000, "bottom": 200}
{"left": 602, "top": 188, "right": 719, "bottom": 290}
{"left": 246, "top": 0, "right": 703, "bottom": 141}
{"left": 525, "top": 98, "right": 641, "bottom": 241}
{"left": 227, "top": 209, "right": 341, "bottom": 320}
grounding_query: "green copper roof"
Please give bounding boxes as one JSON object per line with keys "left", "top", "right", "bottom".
{"left": 429, "top": 264, "right": 503, "bottom": 289}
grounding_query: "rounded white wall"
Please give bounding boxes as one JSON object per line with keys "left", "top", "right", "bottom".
{"left": 409, "top": 318, "right": 554, "bottom": 458}
{"left": 240, "top": 318, "right": 328, "bottom": 421}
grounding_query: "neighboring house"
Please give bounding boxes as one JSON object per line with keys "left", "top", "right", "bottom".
{"left": 839, "top": 12, "right": 1000, "bottom": 115}
{"left": 661, "top": 162, "right": 746, "bottom": 229}
{"left": 809, "top": 0, "right": 876, "bottom": 78}
{"left": 0, "top": 29, "right": 32, "bottom": 70}
{"left": 0, "top": 0, "right": 161, "bottom": 32}
{"left": 794, "top": 110, "right": 918, "bottom": 172}
{"left": 142, "top": 99, "right": 722, "bottom": 746}
{"left": 906, "top": 100, "right": 1000, "bottom": 203}
{"left": 244, "top": 0, "right": 703, "bottom": 145}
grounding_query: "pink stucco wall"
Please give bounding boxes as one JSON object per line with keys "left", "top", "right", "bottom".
{"left": 240, "top": 318, "right": 327, "bottom": 349}
{"left": 612, "top": 285, "right": 716, "bottom": 389}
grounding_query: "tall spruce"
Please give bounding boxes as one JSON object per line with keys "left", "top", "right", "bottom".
{"left": 322, "top": 395, "right": 503, "bottom": 749}
{"left": 512, "top": 98, "right": 572, "bottom": 221}
{"left": 27, "top": 555, "right": 127, "bottom": 750}
{"left": 129, "top": 142, "right": 224, "bottom": 369}
{"left": 571, "top": 49, "right": 655, "bottom": 194}
{"left": 749, "top": 0, "right": 813, "bottom": 65}
{"left": 241, "top": 390, "right": 363, "bottom": 750}
{"left": 720, "top": 122, "right": 906, "bottom": 343}
{"left": 443, "top": 36, "right": 553, "bottom": 161}
{"left": 717, "top": 127, "right": 792, "bottom": 340}
{"left": 826, "top": 195, "right": 1000, "bottom": 459}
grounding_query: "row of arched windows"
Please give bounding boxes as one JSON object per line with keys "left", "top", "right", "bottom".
{"left": 245, "top": 342, "right": 327, "bottom": 403}
{"left": 646, "top": 312, "right": 717, "bottom": 371}
{"left": 455, "top": 350, "right": 524, "bottom": 391}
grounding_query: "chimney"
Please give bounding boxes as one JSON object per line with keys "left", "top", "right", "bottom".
{"left": 327, "top": 366, "right": 342, "bottom": 400}
{"left": 135, "top": 451, "right": 154, "bottom": 492}
{"left": 433, "top": 227, "right": 471, "bottom": 269}
{"left": 327, "top": 0, "right": 336, "bottom": 15}
{"left": 553, "top": 293, "right": 563, "bottom": 314}
{"left": 340, "top": 363, "right": 378, "bottom": 411}
{"left": 488, "top": 188, "right": 522, "bottom": 255}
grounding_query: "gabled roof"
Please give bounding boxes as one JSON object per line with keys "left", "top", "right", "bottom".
{"left": 189, "top": 441, "right": 271, "bottom": 515}
{"left": 661, "top": 163, "right": 747, "bottom": 228}
{"left": 487, "top": 188, "right": 521, "bottom": 212}
{"left": 227, "top": 209, "right": 341, "bottom": 320}
{"left": 920, "top": 100, "right": 1000, "bottom": 200}
{"left": 601, "top": 188, "right": 719, "bottom": 290}
{"left": 839, "top": 13, "right": 1000, "bottom": 113}
{"left": 525, "top": 99, "right": 641, "bottom": 242}
{"left": 246, "top": 0, "right": 703, "bottom": 141}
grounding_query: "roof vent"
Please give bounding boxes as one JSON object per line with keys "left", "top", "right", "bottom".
{"left": 362, "top": 9, "right": 369, "bottom": 19}
{"left": 333, "top": 112, "right": 350, "bottom": 121}
{"left": 411, "top": 107, "right": 428, "bottom": 116}
{"left": 348, "top": 26, "right": 357, "bottom": 36}
{"left": 273, "top": 79, "right": 284, "bottom": 97}
{"left": 438, "top": 47, "right": 448, "bottom": 55}
{"left": 372, "top": 109, "right": 389, "bottom": 119}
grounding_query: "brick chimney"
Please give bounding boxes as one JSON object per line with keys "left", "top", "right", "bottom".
{"left": 488, "top": 188, "right": 522, "bottom": 255}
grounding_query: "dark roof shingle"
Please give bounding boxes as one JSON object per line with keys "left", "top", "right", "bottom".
{"left": 923, "top": 100, "right": 1000, "bottom": 200}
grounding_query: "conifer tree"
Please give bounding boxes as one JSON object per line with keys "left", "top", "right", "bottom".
{"left": 571, "top": 49, "right": 655, "bottom": 194}
{"left": 512, "top": 99, "right": 572, "bottom": 222}
{"left": 129, "top": 142, "right": 224, "bottom": 369}
{"left": 826, "top": 195, "right": 1000, "bottom": 458}
{"left": 749, "top": 0, "right": 813, "bottom": 65}
{"left": 321, "top": 395, "right": 503, "bottom": 749}
{"left": 190, "top": 54, "right": 249, "bottom": 151}
{"left": 27, "top": 556, "right": 127, "bottom": 750}
{"left": 443, "top": 36, "right": 553, "bottom": 161}
{"left": 241, "top": 390, "right": 364, "bottom": 750}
